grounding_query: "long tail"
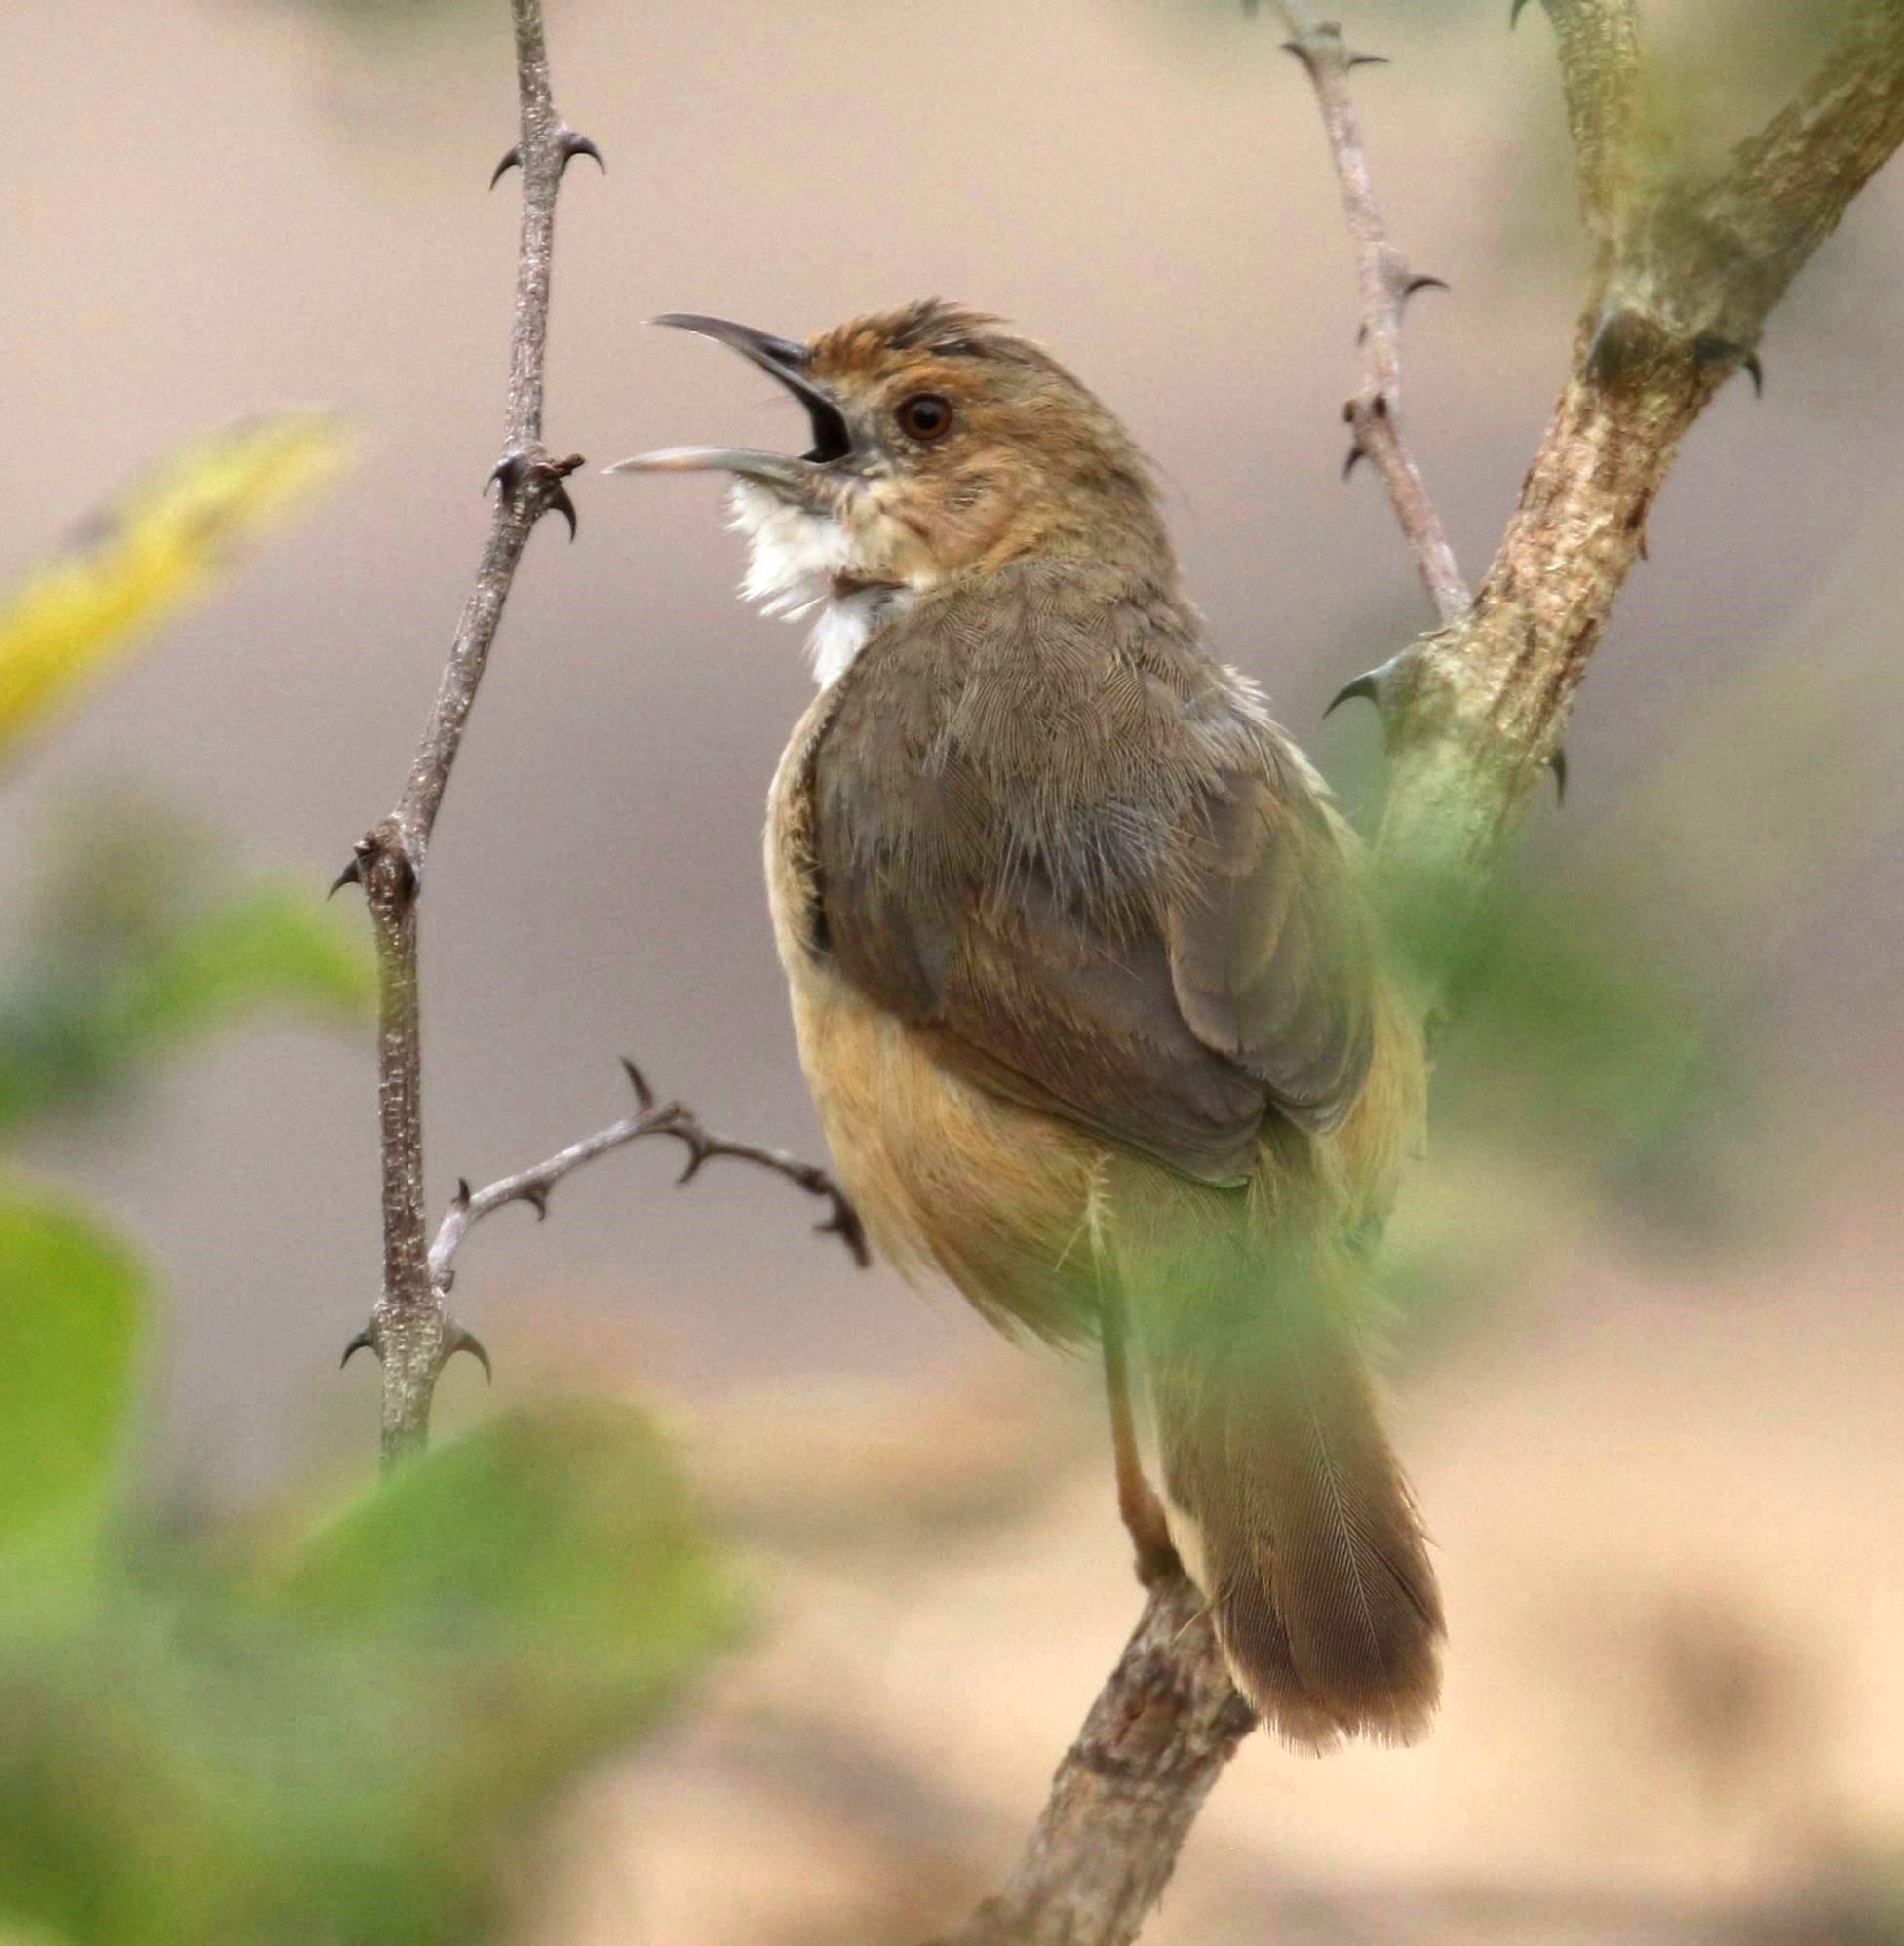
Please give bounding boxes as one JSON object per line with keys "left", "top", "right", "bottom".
{"left": 1145, "top": 1243, "right": 1443, "bottom": 1751}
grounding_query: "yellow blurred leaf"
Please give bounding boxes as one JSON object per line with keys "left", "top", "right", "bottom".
{"left": 0, "top": 413, "right": 349, "bottom": 771}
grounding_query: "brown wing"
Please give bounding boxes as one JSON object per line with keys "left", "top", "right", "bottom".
{"left": 804, "top": 573, "right": 1374, "bottom": 1187}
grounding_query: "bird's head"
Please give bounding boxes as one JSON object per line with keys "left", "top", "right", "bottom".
{"left": 609, "top": 302, "right": 1174, "bottom": 652}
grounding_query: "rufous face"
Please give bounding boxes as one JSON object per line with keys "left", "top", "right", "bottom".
{"left": 611, "top": 301, "right": 1165, "bottom": 603}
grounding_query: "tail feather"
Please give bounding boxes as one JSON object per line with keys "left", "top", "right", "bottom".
{"left": 1153, "top": 1257, "right": 1442, "bottom": 1750}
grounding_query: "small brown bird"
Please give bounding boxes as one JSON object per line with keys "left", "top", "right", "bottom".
{"left": 612, "top": 302, "right": 1441, "bottom": 1748}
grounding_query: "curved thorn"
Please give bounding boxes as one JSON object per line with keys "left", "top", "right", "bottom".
{"left": 525, "top": 1188, "right": 550, "bottom": 1222}
{"left": 1510, "top": 0, "right": 1535, "bottom": 25}
{"left": 621, "top": 1058, "right": 655, "bottom": 1111}
{"left": 822, "top": 1202, "right": 873, "bottom": 1270}
{"left": 559, "top": 131, "right": 605, "bottom": 175}
{"left": 1346, "top": 51, "right": 1388, "bottom": 67}
{"left": 1549, "top": 746, "right": 1569, "bottom": 804}
{"left": 328, "top": 856, "right": 363, "bottom": 900}
{"left": 1584, "top": 304, "right": 1641, "bottom": 383}
{"left": 547, "top": 482, "right": 578, "bottom": 540}
{"left": 1743, "top": 352, "right": 1764, "bottom": 397}
{"left": 1403, "top": 274, "right": 1451, "bottom": 303}
{"left": 447, "top": 1327, "right": 493, "bottom": 1384}
{"left": 1324, "top": 671, "right": 1384, "bottom": 720}
{"left": 489, "top": 144, "right": 522, "bottom": 191}
{"left": 455, "top": 1177, "right": 473, "bottom": 1207}
{"left": 1342, "top": 444, "right": 1369, "bottom": 481}
{"left": 340, "top": 1327, "right": 376, "bottom": 1370}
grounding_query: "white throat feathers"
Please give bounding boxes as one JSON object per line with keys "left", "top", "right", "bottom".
{"left": 727, "top": 480, "right": 911, "bottom": 688}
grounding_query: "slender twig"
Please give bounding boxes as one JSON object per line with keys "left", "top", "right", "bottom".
{"left": 337, "top": 0, "right": 597, "bottom": 1469}
{"left": 1276, "top": 2, "right": 1470, "bottom": 626}
{"left": 426, "top": 1060, "right": 869, "bottom": 1291}
{"left": 936, "top": 7, "right": 1904, "bottom": 1942}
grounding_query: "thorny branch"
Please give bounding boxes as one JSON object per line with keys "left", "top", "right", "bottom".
{"left": 937, "top": 6, "right": 1904, "bottom": 1943}
{"left": 337, "top": 1, "right": 858, "bottom": 1470}
{"left": 425, "top": 1060, "right": 868, "bottom": 1293}
{"left": 1275, "top": 3, "right": 1470, "bottom": 626}
{"left": 335, "top": 0, "right": 597, "bottom": 1469}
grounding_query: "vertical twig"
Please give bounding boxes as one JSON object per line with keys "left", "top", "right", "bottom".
{"left": 337, "top": 0, "right": 597, "bottom": 1470}
{"left": 1275, "top": 1, "right": 1470, "bottom": 626}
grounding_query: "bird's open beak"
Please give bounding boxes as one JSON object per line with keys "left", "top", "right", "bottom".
{"left": 604, "top": 313, "right": 853, "bottom": 493}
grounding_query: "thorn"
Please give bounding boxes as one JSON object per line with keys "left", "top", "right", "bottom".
{"left": 1346, "top": 51, "right": 1388, "bottom": 67}
{"left": 819, "top": 1203, "right": 873, "bottom": 1270}
{"left": 340, "top": 1327, "right": 376, "bottom": 1370}
{"left": 489, "top": 451, "right": 529, "bottom": 498}
{"left": 1324, "top": 670, "right": 1384, "bottom": 719}
{"left": 1403, "top": 274, "right": 1451, "bottom": 305}
{"left": 547, "top": 482, "right": 578, "bottom": 540}
{"left": 621, "top": 1058, "right": 655, "bottom": 1111}
{"left": 1510, "top": 0, "right": 1535, "bottom": 24}
{"left": 455, "top": 1178, "right": 473, "bottom": 1208}
{"left": 1585, "top": 303, "right": 1651, "bottom": 385}
{"left": 1743, "top": 352, "right": 1764, "bottom": 397}
{"left": 1342, "top": 444, "right": 1369, "bottom": 481}
{"left": 447, "top": 1325, "right": 493, "bottom": 1384}
{"left": 1550, "top": 747, "right": 1569, "bottom": 803}
{"left": 558, "top": 129, "right": 605, "bottom": 175}
{"left": 524, "top": 1187, "right": 550, "bottom": 1222}
{"left": 328, "top": 856, "right": 362, "bottom": 900}
{"left": 489, "top": 144, "right": 521, "bottom": 190}
{"left": 675, "top": 1140, "right": 708, "bottom": 1187}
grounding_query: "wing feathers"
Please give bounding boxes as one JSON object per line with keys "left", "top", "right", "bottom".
{"left": 805, "top": 568, "right": 1376, "bottom": 1173}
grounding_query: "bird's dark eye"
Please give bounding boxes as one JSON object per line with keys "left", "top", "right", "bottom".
{"left": 895, "top": 393, "right": 953, "bottom": 443}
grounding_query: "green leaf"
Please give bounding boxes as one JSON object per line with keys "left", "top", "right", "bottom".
{"left": 105, "top": 882, "right": 374, "bottom": 1054}
{"left": 0, "top": 803, "right": 374, "bottom": 1136}
{"left": 282, "top": 1400, "right": 739, "bottom": 1678}
{"left": 0, "top": 1404, "right": 737, "bottom": 1946}
{"left": 0, "top": 1192, "right": 144, "bottom": 1573}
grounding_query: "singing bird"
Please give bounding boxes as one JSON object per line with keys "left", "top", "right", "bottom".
{"left": 611, "top": 302, "right": 1441, "bottom": 1747}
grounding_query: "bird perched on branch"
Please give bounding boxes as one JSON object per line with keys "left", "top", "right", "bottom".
{"left": 611, "top": 302, "right": 1441, "bottom": 1748}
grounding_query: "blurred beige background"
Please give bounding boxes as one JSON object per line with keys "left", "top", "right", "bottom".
{"left": 5, "top": 1, "right": 1903, "bottom": 1936}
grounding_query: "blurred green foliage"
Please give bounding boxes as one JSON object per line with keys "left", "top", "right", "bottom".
{"left": 0, "top": 426, "right": 738, "bottom": 1943}
{"left": 0, "top": 842, "right": 737, "bottom": 1941}
{"left": 0, "top": 1226, "right": 736, "bottom": 1944}
{"left": 0, "top": 795, "right": 373, "bottom": 1135}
